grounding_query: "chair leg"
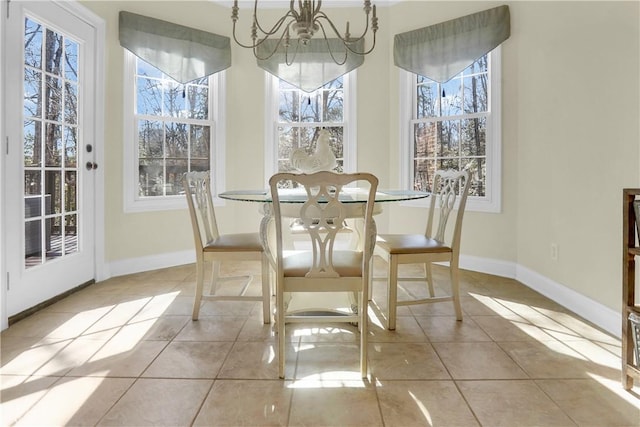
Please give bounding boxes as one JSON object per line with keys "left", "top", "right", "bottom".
{"left": 261, "top": 254, "right": 271, "bottom": 324}
{"left": 360, "top": 291, "right": 368, "bottom": 378}
{"left": 192, "top": 259, "right": 205, "bottom": 321}
{"left": 270, "top": 266, "right": 276, "bottom": 297}
{"left": 211, "top": 259, "right": 221, "bottom": 295}
{"left": 387, "top": 256, "right": 399, "bottom": 330}
{"left": 450, "top": 263, "right": 463, "bottom": 321}
{"left": 425, "top": 262, "right": 436, "bottom": 297}
{"left": 367, "top": 260, "right": 374, "bottom": 301}
{"left": 277, "top": 280, "right": 286, "bottom": 379}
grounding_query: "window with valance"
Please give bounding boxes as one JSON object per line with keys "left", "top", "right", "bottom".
{"left": 118, "top": 12, "right": 230, "bottom": 211}
{"left": 396, "top": 6, "right": 510, "bottom": 213}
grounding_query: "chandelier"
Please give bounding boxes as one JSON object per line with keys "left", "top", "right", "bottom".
{"left": 231, "top": 0, "right": 378, "bottom": 65}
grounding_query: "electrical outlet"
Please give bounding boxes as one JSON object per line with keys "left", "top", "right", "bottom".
{"left": 550, "top": 243, "right": 558, "bottom": 261}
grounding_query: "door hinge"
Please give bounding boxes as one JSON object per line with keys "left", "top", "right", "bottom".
{"left": 6, "top": 272, "right": 9, "bottom": 291}
{"left": 6, "top": 0, "right": 11, "bottom": 19}
{"left": 5, "top": 136, "right": 8, "bottom": 155}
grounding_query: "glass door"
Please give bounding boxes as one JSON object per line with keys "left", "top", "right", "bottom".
{"left": 4, "top": 0, "right": 98, "bottom": 318}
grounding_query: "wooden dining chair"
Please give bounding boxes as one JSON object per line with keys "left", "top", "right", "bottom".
{"left": 268, "top": 171, "right": 378, "bottom": 379}
{"left": 183, "top": 171, "right": 270, "bottom": 323}
{"left": 374, "top": 169, "right": 471, "bottom": 330}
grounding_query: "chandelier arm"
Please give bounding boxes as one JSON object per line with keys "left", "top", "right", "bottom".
{"left": 346, "top": 30, "right": 376, "bottom": 55}
{"left": 327, "top": 49, "right": 348, "bottom": 66}
{"left": 232, "top": 25, "right": 265, "bottom": 49}
{"left": 317, "top": 19, "right": 376, "bottom": 56}
{"left": 344, "top": 2, "right": 378, "bottom": 45}
{"left": 314, "top": 13, "right": 376, "bottom": 47}
{"left": 251, "top": 27, "right": 297, "bottom": 61}
{"left": 231, "top": 0, "right": 296, "bottom": 44}
{"left": 252, "top": 0, "right": 298, "bottom": 33}
{"left": 231, "top": 24, "right": 275, "bottom": 49}
{"left": 317, "top": 23, "right": 348, "bottom": 66}
{"left": 315, "top": 16, "right": 366, "bottom": 48}
{"left": 233, "top": 15, "right": 296, "bottom": 50}
{"left": 253, "top": 11, "right": 296, "bottom": 38}
{"left": 290, "top": 0, "right": 300, "bottom": 20}
{"left": 315, "top": 8, "right": 373, "bottom": 44}
{"left": 284, "top": 41, "right": 301, "bottom": 66}
{"left": 313, "top": 13, "right": 347, "bottom": 42}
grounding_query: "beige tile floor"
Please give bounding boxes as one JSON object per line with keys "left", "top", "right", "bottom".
{"left": 2, "top": 259, "right": 639, "bottom": 426}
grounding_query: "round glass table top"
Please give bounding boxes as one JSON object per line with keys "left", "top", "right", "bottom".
{"left": 219, "top": 188, "right": 430, "bottom": 203}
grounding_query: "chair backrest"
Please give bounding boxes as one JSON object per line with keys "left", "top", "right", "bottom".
{"left": 268, "top": 171, "right": 379, "bottom": 278}
{"left": 183, "top": 171, "right": 220, "bottom": 252}
{"left": 425, "top": 169, "right": 472, "bottom": 250}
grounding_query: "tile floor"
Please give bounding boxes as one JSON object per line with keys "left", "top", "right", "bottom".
{"left": 1, "top": 259, "right": 639, "bottom": 426}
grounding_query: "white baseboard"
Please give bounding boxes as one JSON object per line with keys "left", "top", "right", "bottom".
{"left": 459, "top": 254, "right": 517, "bottom": 279}
{"left": 108, "top": 250, "right": 194, "bottom": 278}
{"left": 106, "top": 251, "right": 621, "bottom": 338}
{"left": 515, "top": 264, "right": 620, "bottom": 338}
{"left": 459, "top": 255, "right": 620, "bottom": 338}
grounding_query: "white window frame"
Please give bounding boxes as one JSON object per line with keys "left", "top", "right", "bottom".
{"left": 399, "top": 47, "right": 502, "bottom": 213}
{"left": 123, "top": 50, "right": 226, "bottom": 212}
{"left": 263, "top": 71, "right": 357, "bottom": 184}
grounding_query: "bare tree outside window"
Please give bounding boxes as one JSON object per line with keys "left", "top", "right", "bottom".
{"left": 23, "top": 17, "right": 79, "bottom": 267}
{"left": 134, "top": 59, "right": 212, "bottom": 197}
{"left": 276, "top": 77, "right": 345, "bottom": 183}
{"left": 413, "top": 55, "right": 489, "bottom": 196}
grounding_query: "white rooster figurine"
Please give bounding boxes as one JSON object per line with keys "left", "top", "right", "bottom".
{"left": 290, "top": 129, "right": 337, "bottom": 174}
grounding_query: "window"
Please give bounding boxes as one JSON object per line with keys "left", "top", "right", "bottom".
{"left": 400, "top": 48, "right": 501, "bottom": 212}
{"left": 123, "top": 51, "right": 225, "bottom": 212}
{"left": 264, "top": 72, "right": 356, "bottom": 184}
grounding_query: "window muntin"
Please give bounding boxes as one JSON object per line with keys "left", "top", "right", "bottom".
{"left": 276, "top": 77, "right": 345, "bottom": 174}
{"left": 265, "top": 72, "right": 356, "bottom": 185}
{"left": 124, "top": 51, "right": 224, "bottom": 212}
{"left": 135, "top": 59, "right": 211, "bottom": 198}
{"left": 22, "top": 17, "right": 81, "bottom": 267}
{"left": 412, "top": 55, "right": 488, "bottom": 195}
{"left": 403, "top": 49, "right": 501, "bottom": 212}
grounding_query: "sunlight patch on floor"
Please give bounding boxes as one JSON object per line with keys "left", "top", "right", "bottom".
{"left": 288, "top": 378, "right": 367, "bottom": 388}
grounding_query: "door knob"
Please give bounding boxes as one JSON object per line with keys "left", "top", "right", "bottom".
{"left": 85, "top": 161, "right": 98, "bottom": 170}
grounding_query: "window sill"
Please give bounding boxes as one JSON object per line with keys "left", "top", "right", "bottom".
{"left": 123, "top": 196, "right": 226, "bottom": 213}
{"left": 399, "top": 196, "right": 501, "bottom": 213}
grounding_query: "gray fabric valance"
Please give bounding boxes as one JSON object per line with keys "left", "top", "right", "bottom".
{"left": 119, "top": 11, "right": 231, "bottom": 84}
{"left": 257, "top": 39, "right": 365, "bottom": 93}
{"left": 394, "top": 5, "right": 510, "bottom": 83}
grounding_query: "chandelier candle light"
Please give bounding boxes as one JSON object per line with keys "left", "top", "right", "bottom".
{"left": 231, "top": 0, "right": 378, "bottom": 65}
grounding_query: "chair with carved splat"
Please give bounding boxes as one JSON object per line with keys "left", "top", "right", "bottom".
{"left": 374, "top": 169, "right": 471, "bottom": 330}
{"left": 269, "top": 171, "right": 378, "bottom": 379}
{"left": 183, "top": 171, "right": 270, "bottom": 323}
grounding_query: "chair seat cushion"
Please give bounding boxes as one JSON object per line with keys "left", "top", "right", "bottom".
{"left": 283, "top": 250, "right": 363, "bottom": 277}
{"left": 376, "top": 234, "right": 452, "bottom": 255}
{"left": 204, "top": 232, "right": 263, "bottom": 252}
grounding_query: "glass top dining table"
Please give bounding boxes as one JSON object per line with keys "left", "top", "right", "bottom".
{"left": 219, "top": 188, "right": 430, "bottom": 203}
{"left": 219, "top": 187, "right": 429, "bottom": 316}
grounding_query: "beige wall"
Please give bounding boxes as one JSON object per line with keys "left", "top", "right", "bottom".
{"left": 82, "top": 1, "right": 640, "bottom": 314}
{"left": 511, "top": 1, "right": 639, "bottom": 310}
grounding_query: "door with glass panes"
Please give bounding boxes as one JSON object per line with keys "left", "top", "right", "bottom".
{"left": 4, "top": 1, "right": 98, "bottom": 317}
